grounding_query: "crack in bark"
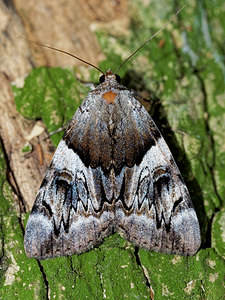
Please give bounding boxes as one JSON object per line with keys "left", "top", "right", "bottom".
{"left": 0, "top": 136, "right": 27, "bottom": 215}
{"left": 68, "top": 255, "right": 84, "bottom": 289}
{"left": 0, "top": 217, "right": 9, "bottom": 278}
{"left": 0, "top": 216, "right": 5, "bottom": 262}
{"left": 37, "top": 260, "right": 50, "bottom": 300}
{"left": 134, "top": 247, "right": 151, "bottom": 289}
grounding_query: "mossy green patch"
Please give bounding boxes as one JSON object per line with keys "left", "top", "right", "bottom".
{"left": 139, "top": 248, "right": 225, "bottom": 299}
{"left": 12, "top": 67, "right": 90, "bottom": 147}
{"left": 0, "top": 213, "right": 47, "bottom": 300}
{"left": 212, "top": 210, "right": 225, "bottom": 259}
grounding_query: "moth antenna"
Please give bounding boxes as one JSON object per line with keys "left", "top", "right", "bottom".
{"left": 20, "top": 37, "right": 104, "bottom": 74}
{"left": 115, "top": 6, "right": 185, "bottom": 74}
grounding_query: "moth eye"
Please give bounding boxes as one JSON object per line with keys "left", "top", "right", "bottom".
{"left": 115, "top": 74, "right": 121, "bottom": 83}
{"left": 99, "top": 75, "right": 105, "bottom": 83}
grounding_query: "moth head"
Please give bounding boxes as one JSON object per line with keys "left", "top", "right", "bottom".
{"left": 99, "top": 70, "right": 121, "bottom": 84}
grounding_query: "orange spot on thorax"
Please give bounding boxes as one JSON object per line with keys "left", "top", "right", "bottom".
{"left": 102, "top": 91, "right": 117, "bottom": 104}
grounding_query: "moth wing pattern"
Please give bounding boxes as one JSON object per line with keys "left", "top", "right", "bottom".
{"left": 108, "top": 90, "right": 201, "bottom": 256}
{"left": 114, "top": 117, "right": 201, "bottom": 255}
{"left": 24, "top": 71, "right": 201, "bottom": 259}
{"left": 24, "top": 95, "right": 114, "bottom": 259}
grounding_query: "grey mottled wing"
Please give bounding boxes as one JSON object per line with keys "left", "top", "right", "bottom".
{"left": 114, "top": 139, "right": 201, "bottom": 255}
{"left": 111, "top": 92, "right": 201, "bottom": 255}
{"left": 24, "top": 78, "right": 201, "bottom": 259}
{"left": 24, "top": 89, "right": 116, "bottom": 259}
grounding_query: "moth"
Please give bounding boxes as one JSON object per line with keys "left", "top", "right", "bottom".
{"left": 24, "top": 9, "right": 201, "bottom": 260}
